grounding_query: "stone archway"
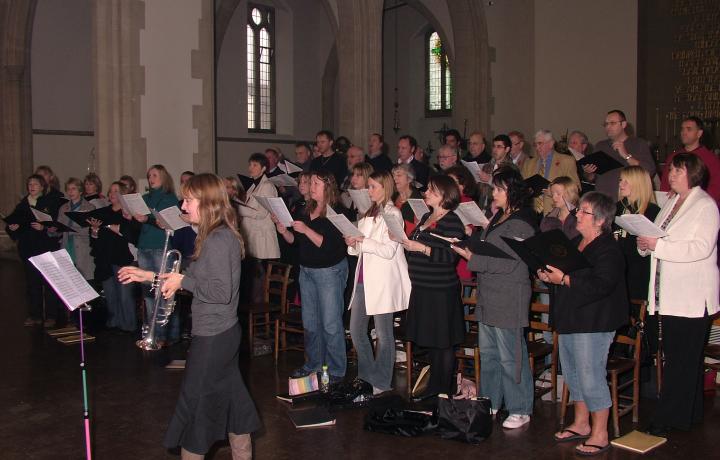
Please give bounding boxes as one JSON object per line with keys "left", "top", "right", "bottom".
{"left": 0, "top": 0, "right": 37, "bottom": 250}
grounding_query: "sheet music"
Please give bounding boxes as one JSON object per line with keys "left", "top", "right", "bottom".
{"left": 455, "top": 201, "right": 489, "bottom": 227}
{"left": 348, "top": 189, "right": 372, "bottom": 215}
{"left": 118, "top": 193, "right": 151, "bottom": 215}
{"left": 280, "top": 161, "right": 303, "bottom": 175}
{"left": 327, "top": 214, "right": 364, "bottom": 238}
{"left": 407, "top": 199, "right": 430, "bottom": 221}
{"left": 268, "top": 174, "right": 298, "bottom": 187}
{"left": 654, "top": 191, "right": 670, "bottom": 208}
{"left": 28, "top": 249, "right": 99, "bottom": 311}
{"left": 429, "top": 232, "right": 461, "bottom": 244}
{"left": 461, "top": 160, "right": 491, "bottom": 184}
{"left": 31, "top": 208, "right": 52, "bottom": 222}
{"left": 151, "top": 207, "right": 190, "bottom": 232}
{"left": 382, "top": 213, "right": 407, "bottom": 241}
{"left": 326, "top": 204, "right": 338, "bottom": 216}
{"left": 614, "top": 214, "right": 668, "bottom": 238}
{"left": 255, "top": 196, "right": 294, "bottom": 227}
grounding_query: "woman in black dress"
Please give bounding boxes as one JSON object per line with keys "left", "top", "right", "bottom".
{"left": 119, "top": 173, "right": 260, "bottom": 460}
{"left": 398, "top": 175, "right": 465, "bottom": 399}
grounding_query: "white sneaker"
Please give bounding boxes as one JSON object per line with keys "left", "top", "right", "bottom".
{"left": 502, "top": 414, "right": 530, "bottom": 429}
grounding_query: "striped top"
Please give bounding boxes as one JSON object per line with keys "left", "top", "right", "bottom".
{"left": 405, "top": 211, "right": 465, "bottom": 289}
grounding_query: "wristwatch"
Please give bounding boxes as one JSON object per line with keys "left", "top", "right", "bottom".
{"left": 624, "top": 154, "right": 633, "bottom": 160}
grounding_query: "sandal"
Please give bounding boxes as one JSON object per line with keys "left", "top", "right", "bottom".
{"left": 554, "top": 429, "right": 590, "bottom": 443}
{"left": 575, "top": 442, "right": 610, "bottom": 456}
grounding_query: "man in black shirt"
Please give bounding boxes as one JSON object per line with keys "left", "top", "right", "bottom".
{"left": 397, "top": 135, "right": 429, "bottom": 188}
{"left": 310, "top": 130, "right": 346, "bottom": 186}
{"left": 462, "top": 131, "right": 492, "bottom": 164}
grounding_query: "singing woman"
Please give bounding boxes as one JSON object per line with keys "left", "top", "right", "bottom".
{"left": 119, "top": 173, "right": 260, "bottom": 460}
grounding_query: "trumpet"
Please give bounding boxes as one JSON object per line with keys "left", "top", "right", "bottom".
{"left": 136, "top": 229, "right": 182, "bottom": 351}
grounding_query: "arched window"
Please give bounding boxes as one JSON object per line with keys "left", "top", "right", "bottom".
{"left": 426, "top": 30, "right": 452, "bottom": 116}
{"left": 247, "top": 4, "right": 275, "bottom": 132}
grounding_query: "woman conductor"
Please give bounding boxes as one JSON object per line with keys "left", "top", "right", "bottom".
{"left": 119, "top": 173, "right": 260, "bottom": 460}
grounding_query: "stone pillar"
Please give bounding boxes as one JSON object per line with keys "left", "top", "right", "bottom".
{"left": 447, "top": 0, "right": 490, "bottom": 136}
{"left": 191, "top": 0, "right": 215, "bottom": 174}
{"left": 335, "top": 0, "right": 383, "bottom": 144}
{"left": 0, "top": 0, "right": 36, "bottom": 251}
{"left": 93, "top": 0, "right": 147, "bottom": 186}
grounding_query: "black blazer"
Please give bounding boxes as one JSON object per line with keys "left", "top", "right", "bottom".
{"left": 550, "top": 232, "right": 629, "bottom": 334}
{"left": 409, "top": 159, "right": 430, "bottom": 189}
{"left": 614, "top": 200, "right": 661, "bottom": 300}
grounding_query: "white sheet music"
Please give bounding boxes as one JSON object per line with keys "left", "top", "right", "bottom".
{"left": 31, "top": 208, "right": 52, "bottom": 222}
{"left": 382, "top": 213, "right": 408, "bottom": 241}
{"left": 255, "top": 196, "right": 294, "bottom": 227}
{"left": 455, "top": 201, "right": 489, "bottom": 227}
{"left": 654, "top": 191, "right": 670, "bottom": 208}
{"left": 461, "top": 160, "right": 491, "bottom": 184}
{"left": 151, "top": 207, "right": 190, "bottom": 232}
{"left": 407, "top": 199, "right": 430, "bottom": 221}
{"left": 327, "top": 214, "right": 364, "bottom": 238}
{"left": 268, "top": 174, "right": 298, "bottom": 187}
{"left": 326, "top": 204, "right": 338, "bottom": 216}
{"left": 614, "top": 214, "right": 668, "bottom": 238}
{"left": 118, "top": 193, "right": 151, "bottom": 216}
{"left": 279, "top": 161, "right": 304, "bottom": 175}
{"left": 28, "top": 250, "right": 99, "bottom": 311}
{"left": 348, "top": 189, "right": 372, "bottom": 215}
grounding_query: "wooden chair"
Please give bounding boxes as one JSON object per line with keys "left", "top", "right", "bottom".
{"left": 455, "top": 281, "right": 481, "bottom": 394}
{"left": 392, "top": 312, "right": 416, "bottom": 396}
{"left": 559, "top": 299, "right": 648, "bottom": 438}
{"left": 527, "top": 301, "right": 558, "bottom": 400}
{"left": 274, "top": 299, "right": 304, "bottom": 362}
{"left": 238, "top": 261, "right": 292, "bottom": 355}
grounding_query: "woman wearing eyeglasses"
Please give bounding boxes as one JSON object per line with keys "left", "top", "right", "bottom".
{"left": 637, "top": 153, "right": 719, "bottom": 437}
{"left": 539, "top": 191, "right": 628, "bottom": 456}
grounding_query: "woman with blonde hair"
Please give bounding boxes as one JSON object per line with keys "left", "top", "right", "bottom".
{"left": 340, "top": 162, "right": 374, "bottom": 221}
{"left": 133, "top": 164, "right": 179, "bottom": 347}
{"left": 614, "top": 166, "right": 660, "bottom": 300}
{"left": 540, "top": 176, "right": 580, "bottom": 240}
{"left": 345, "top": 171, "right": 411, "bottom": 394}
{"left": 119, "top": 173, "right": 260, "bottom": 460}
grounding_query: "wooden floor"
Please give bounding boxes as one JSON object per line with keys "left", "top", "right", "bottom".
{"left": 0, "top": 257, "right": 717, "bottom": 459}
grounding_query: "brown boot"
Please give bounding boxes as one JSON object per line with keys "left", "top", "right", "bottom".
{"left": 229, "top": 433, "right": 252, "bottom": 460}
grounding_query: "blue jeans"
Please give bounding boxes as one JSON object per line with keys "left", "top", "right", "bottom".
{"left": 299, "top": 259, "right": 348, "bottom": 377}
{"left": 559, "top": 332, "right": 614, "bottom": 412}
{"left": 349, "top": 283, "right": 395, "bottom": 391}
{"left": 103, "top": 264, "right": 137, "bottom": 332}
{"left": 137, "top": 248, "right": 179, "bottom": 343}
{"left": 478, "top": 322, "right": 534, "bottom": 414}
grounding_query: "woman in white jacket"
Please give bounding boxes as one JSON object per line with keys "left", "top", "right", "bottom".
{"left": 345, "top": 171, "right": 411, "bottom": 394}
{"left": 638, "top": 153, "right": 719, "bottom": 436}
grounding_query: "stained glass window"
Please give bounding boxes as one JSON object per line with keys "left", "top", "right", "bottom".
{"left": 426, "top": 31, "right": 452, "bottom": 115}
{"left": 247, "top": 4, "right": 274, "bottom": 132}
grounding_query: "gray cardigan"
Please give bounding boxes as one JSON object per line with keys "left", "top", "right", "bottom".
{"left": 468, "top": 214, "right": 536, "bottom": 329}
{"left": 181, "top": 226, "right": 241, "bottom": 336}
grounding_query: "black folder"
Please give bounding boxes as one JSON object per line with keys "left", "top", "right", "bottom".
{"left": 577, "top": 151, "right": 625, "bottom": 175}
{"left": 65, "top": 206, "right": 123, "bottom": 227}
{"left": 524, "top": 174, "right": 551, "bottom": 197}
{"left": 454, "top": 232, "right": 514, "bottom": 259}
{"left": 287, "top": 406, "right": 336, "bottom": 428}
{"left": 1, "top": 210, "right": 29, "bottom": 227}
{"left": 39, "top": 220, "right": 76, "bottom": 233}
{"left": 501, "top": 229, "right": 590, "bottom": 273}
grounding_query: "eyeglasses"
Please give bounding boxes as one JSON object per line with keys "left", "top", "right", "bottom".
{"left": 602, "top": 121, "right": 623, "bottom": 127}
{"left": 532, "top": 142, "right": 546, "bottom": 147}
{"left": 577, "top": 208, "right": 595, "bottom": 216}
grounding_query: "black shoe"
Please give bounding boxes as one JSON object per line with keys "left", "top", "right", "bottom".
{"left": 329, "top": 374, "right": 345, "bottom": 385}
{"left": 350, "top": 377, "right": 372, "bottom": 394}
{"left": 290, "top": 367, "right": 313, "bottom": 378}
{"left": 645, "top": 423, "right": 668, "bottom": 438}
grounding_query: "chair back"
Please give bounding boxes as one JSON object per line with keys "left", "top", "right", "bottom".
{"left": 263, "top": 261, "right": 292, "bottom": 308}
{"left": 529, "top": 301, "right": 551, "bottom": 333}
{"left": 614, "top": 299, "right": 648, "bottom": 362}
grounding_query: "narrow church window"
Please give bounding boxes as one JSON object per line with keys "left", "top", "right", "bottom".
{"left": 247, "top": 5, "right": 275, "bottom": 132}
{"left": 426, "top": 31, "right": 452, "bottom": 116}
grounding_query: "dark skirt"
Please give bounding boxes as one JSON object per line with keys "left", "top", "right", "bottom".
{"left": 164, "top": 323, "right": 261, "bottom": 455}
{"left": 405, "top": 285, "right": 464, "bottom": 348}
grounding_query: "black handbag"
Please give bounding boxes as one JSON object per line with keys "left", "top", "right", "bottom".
{"left": 364, "top": 406, "right": 438, "bottom": 437}
{"left": 436, "top": 395, "right": 493, "bottom": 444}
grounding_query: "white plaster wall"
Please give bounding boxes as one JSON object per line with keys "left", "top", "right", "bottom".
{"left": 533, "top": 0, "right": 638, "bottom": 143}
{"left": 140, "top": 0, "right": 202, "bottom": 181}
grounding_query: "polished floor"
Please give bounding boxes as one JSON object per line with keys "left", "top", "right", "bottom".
{"left": 0, "top": 257, "right": 717, "bottom": 459}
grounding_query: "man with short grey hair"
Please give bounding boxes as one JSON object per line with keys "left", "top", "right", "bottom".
{"left": 521, "top": 129, "right": 580, "bottom": 213}
{"left": 436, "top": 144, "right": 459, "bottom": 171}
